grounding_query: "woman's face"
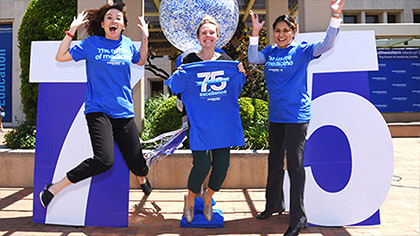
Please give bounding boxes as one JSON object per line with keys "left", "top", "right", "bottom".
{"left": 101, "top": 8, "right": 125, "bottom": 40}
{"left": 197, "top": 23, "right": 219, "bottom": 49}
{"left": 273, "top": 21, "right": 296, "bottom": 48}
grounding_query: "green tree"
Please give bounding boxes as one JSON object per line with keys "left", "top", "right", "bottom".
{"left": 223, "top": 23, "right": 269, "bottom": 101}
{"left": 6, "top": 0, "right": 77, "bottom": 149}
{"left": 18, "top": 0, "right": 77, "bottom": 124}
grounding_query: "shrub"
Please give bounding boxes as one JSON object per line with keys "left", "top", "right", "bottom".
{"left": 150, "top": 96, "right": 184, "bottom": 137}
{"left": 238, "top": 97, "right": 255, "bottom": 126}
{"left": 4, "top": 121, "right": 36, "bottom": 149}
{"left": 241, "top": 97, "right": 268, "bottom": 120}
{"left": 141, "top": 93, "right": 173, "bottom": 148}
{"left": 142, "top": 95, "right": 269, "bottom": 150}
{"left": 141, "top": 95, "right": 186, "bottom": 149}
{"left": 144, "top": 93, "right": 171, "bottom": 122}
{"left": 238, "top": 97, "right": 269, "bottom": 150}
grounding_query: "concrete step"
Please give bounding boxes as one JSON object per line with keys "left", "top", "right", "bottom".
{"left": 0, "top": 123, "right": 418, "bottom": 188}
{"left": 0, "top": 149, "right": 268, "bottom": 188}
{"left": 387, "top": 122, "right": 420, "bottom": 137}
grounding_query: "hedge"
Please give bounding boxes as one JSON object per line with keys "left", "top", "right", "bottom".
{"left": 6, "top": 0, "right": 77, "bottom": 149}
{"left": 142, "top": 95, "right": 269, "bottom": 150}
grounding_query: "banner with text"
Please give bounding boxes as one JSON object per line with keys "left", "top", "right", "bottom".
{"left": 0, "top": 24, "right": 13, "bottom": 122}
{"left": 368, "top": 49, "right": 420, "bottom": 112}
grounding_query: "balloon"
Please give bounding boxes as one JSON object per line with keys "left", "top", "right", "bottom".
{"left": 159, "top": 0, "right": 239, "bottom": 52}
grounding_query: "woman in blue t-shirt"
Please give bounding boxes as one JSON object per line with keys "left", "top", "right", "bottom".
{"left": 248, "top": 1, "right": 345, "bottom": 235}
{"left": 174, "top": 15, "right": 245, "bottom": 224}
{"left": 39, "top": 2, "right": 151, "bottom": 208}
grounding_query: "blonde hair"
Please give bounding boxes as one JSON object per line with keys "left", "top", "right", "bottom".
{"left": 196, "top": 15, "right": 219, "bottom": 36}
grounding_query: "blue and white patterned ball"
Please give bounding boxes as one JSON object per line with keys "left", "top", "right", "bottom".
{"left": 159, "top": 0, "right": 239, "bottom": 52}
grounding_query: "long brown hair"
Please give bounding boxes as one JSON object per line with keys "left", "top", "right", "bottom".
{"left": 85, "top": 2, "right": 128, "bottom": 37}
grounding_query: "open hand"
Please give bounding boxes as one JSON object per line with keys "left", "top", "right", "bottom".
{"left": 70, "top": 11, "right": 88, "bottom": 31}
{"left": 331, "top": 0, "right": 345, "bottom": 14}
{"left": 137, "top": 16, "right": 149, "bottom": 39}
{"left": 250, "top": 10, "right": 265, "bottom": 36}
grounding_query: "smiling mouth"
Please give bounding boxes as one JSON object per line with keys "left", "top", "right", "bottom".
{"left": 110, "top": 26, "right": 118, "bottom": 32}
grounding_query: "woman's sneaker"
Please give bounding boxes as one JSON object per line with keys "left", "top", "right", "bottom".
{"left": 39, "top": 184, "right": 54, "bottom": 207}
{"left": 140, "top": 178, "right": 151, "bottom": 195}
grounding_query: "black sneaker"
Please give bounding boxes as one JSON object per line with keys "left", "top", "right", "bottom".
{"left": 39, "top": 184, "right": 54, "bottom": 208}
{"left": 140, "top": 178, "right": 151, "bottom": 195}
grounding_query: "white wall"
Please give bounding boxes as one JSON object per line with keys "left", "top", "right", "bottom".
{"left": 344, "top": 0, "right": 420, "bottom": 23}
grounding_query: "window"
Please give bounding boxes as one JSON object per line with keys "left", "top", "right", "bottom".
{"left": 343, "top": 15, "right": 357, "bottom": 23}
{"left": 366, "top": 15, "right": 379, "bottom": 23}
{"left": 387, "top": 14, "right": 397, "bottom": 23}
{"left": 151, "top": 80, "right": 164, "bottom": 97}
{"left": 414, "top": 14, "right": 420, "bottom": 23}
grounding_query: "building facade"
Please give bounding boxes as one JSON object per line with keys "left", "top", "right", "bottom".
{"left": 0, "top": 0, "right": 29, "bottom": 126}
{"left": 1, "top": 0, "right": 419, "bottom": 128}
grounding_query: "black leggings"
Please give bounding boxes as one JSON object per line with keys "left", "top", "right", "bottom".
{"left": 187, "top": 148, "right": 230, "bottom": 194}
{"left": 67, "top": 112, "right": 148, "bottom": 183}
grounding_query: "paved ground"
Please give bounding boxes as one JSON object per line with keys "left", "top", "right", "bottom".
{"left": 0, "top": 136, "right": 419, "bottom": 236}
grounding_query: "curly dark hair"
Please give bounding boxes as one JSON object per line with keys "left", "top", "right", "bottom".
{"left": 85, "top": 2, "right": 128, "bottom": 37}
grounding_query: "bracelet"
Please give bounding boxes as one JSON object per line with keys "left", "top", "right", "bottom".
{"left": 65, "top": 31, "right": 75, "bottom": 39}
{"left": 332, "top": 13, "right": 341, "bottom": 18}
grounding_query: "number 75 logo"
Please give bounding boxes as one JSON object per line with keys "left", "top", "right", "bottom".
{"left": 196, "top": 70, "right": 229, "bottom": 92}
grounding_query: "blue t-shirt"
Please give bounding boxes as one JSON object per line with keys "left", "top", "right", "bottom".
{"left": 261, "top": 42, "right": 318, "bottom": 123}
{"left": 69, "top": 35, "right": 140, "bottom": 118}
{"left": 165, "top": 61, "right": 246, "bottom": 151}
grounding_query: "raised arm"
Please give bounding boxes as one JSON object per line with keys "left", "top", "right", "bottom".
{"left": 313, "top": 0, "right": 345, "bottom": 57}
{"left": 136, "top": 16, "right": 149, "bottom": 66}
{"left": 248, "top": 10, "right": 267, "bottom": 65}
{"left": 55, "top": 11, "right": 88, "bottom": 62}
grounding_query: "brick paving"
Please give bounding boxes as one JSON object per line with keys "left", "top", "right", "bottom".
{"left": 0, "top": 138, "right": 419, "bottom": 236}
